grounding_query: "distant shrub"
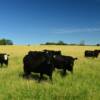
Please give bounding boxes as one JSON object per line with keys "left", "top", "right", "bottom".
{"left": 96, "top": 44, "right": 100, "bottom": 46}
{"left": 0, "top": 38, "right": 13, "bottom": 45}
{"left": 42, "top": 41, "right": 67, "bottom": 45}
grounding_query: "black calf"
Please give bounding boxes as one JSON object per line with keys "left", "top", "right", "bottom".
{"left": 0, "top": 53, "right": 9, "bottom": 67}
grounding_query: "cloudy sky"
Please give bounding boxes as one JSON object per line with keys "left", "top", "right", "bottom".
{"left": 0, "top": 0, "right": 100, "bottom": 44}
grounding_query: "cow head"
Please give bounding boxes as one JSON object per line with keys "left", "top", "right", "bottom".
{"left": 67, "top": 57, "right": 78, "bottom": 73}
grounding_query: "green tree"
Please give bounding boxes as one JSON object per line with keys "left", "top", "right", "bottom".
{"left": 0, "top": 38, "right": 13, "bottom": 45}
{"left": 57, "top": 40, "right": 66, "bottom": 45}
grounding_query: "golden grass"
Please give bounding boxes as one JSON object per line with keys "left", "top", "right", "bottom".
{"left": 0, "top": 45, "right": 100, "bottom": 100}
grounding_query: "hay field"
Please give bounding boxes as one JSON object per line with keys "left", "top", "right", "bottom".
{"left": 0, "top": 45, "right": 100, "bottom": 100}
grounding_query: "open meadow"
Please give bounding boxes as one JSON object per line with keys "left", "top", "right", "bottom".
{"left": 0, "top": 45, "right": 100, "bottom": 100}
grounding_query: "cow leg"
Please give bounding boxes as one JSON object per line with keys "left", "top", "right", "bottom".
{"left": 68, "top": 65, "right": 73, "bottom": 74}
{"left": 5, "top": 60, "right": 8, "bottom": 66}
{"left": 62, "top": 68, "right": 66, "bottom": 76}
{"left": 1, "top": 62, "right": 3, "bottom": 67}
{"left": 23, "top": 70, "right": 31, "bottom": 79}
{"left": 49, "top": 74, "right": 52, "bottom": 81}
{"left": 23, "top": 64, "right": 31, "bottom": 78}
{"left": 70, "top": 66, "right": 73, "bottom": 74}
{"left": 71, "top": 69, "right": 73, "bottom": 74}
{"left": 38, "top": 73, "right": 43, "bottom": 82}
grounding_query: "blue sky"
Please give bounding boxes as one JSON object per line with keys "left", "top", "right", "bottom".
{"left": 0, "top": 0, "right": 100, "bottom": 45}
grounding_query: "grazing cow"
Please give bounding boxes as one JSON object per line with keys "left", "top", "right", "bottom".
{"left": 43, "top": 50, "right": 77, "bottom": 75}
{"left": 53, "top": 55, "right": 77, "bottom": 75}
{"left": 23, "top": 51, "right": 55, "bottom": 81}
{"left": 85, "top": 50, "right": 99, "bottom": 58}
{"left": 0, "top": 53, "right": 9, "bottom": 66}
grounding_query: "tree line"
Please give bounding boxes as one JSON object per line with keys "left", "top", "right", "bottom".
{"left": 41, "top": 40, "right": 100, "bottom": 46}
{"left": 0, "top": 38, "right": 13, "bottom": 45}
{"left": 0, "top": 38, "right": 99, "bottom": 46}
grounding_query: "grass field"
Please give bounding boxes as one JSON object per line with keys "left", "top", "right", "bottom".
{"left": 0, "top": 45, "right": 100, "bottom": 100}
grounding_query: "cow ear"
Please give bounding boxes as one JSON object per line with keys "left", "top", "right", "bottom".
{"left": 8, "top": 54, "right": 10, "bottom": 56}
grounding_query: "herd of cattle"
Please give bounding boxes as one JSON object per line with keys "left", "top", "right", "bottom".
{"left": 0, "top": 49, "right": 100, "bottom": 82}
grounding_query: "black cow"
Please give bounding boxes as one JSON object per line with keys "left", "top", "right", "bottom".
{"left": 0, "top": 53, "right": 9, "bottom": 66}
{"left": 85, "top": 50, "right": 99, "bottom": 58}
{"left": 53, "top": 55, "right": 77, "bottom": 75}
{"left": 23, "top": 51, "right": 55, "bottom": 81}
{"left": 43, "top": 49, "right": 77, "bottom": 75}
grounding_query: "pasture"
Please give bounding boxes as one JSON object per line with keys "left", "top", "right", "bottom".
{"left": 0, "top": 45, "right": 100, "bottom": 100}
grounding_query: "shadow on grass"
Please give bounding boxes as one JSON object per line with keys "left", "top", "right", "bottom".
{"left": 19, "top": 72, "right": 48, "bottom": 82}
{"left": 56, "top": 70, "right": 69, "bottom": 78}
{"left": 0, "top": 65, "right": 8, "bottom": 68}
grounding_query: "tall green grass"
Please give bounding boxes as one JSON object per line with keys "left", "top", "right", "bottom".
{"left": 0, "top": 45, "right": 100, "bottom": 100}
